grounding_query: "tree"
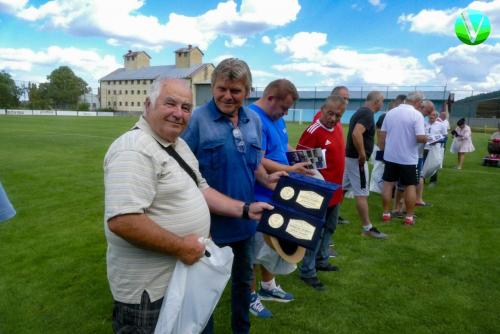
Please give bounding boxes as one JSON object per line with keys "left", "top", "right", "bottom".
{"left": 27, "top": 82, "right": 51, "bottom": 110}
{"left": 46, "top": 66, "right": 90, "bottom": 109}
{"left": 0, "top": 71, "right": 21, "bottom": 108}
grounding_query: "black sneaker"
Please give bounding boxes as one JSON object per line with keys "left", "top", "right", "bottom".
{"left": 300, "top": 276, "right": 325, "bottom": 291}
{"left": 316, "top": 263, "right": 339, "bottom": 272}
{"left": 362, "top": 226, "right": 388, "bottom": 239}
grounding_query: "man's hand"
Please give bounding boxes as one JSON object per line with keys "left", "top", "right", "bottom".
{"left": 266, "top": 171, "right": 287, "bottom": 190}
{"left": 291, "top": 162, "right": 316, "bottom": 176}
{"left": 248, "top": 202, "right": 274, "bottom": 221}
{"left": 358, "top": 154, "right": 366, "bottom": 166}
{"left": 178, "top": 234, "right": 205, "bottom": 265}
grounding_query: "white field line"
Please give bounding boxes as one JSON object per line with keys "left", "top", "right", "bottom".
{"left": 1, "top": 128, "right": 116, "bottom": 140}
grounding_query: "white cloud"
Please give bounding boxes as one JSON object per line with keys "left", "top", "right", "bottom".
{"left": 0, "top": 0, "right": 27, "bottom": 14}
{"left": 428, "top": 42, "right": 500, "bottom": 91}
{"left": 272, "top": 31, "right": 436, "bottom": 86}
{"left": 368, "top": 0, "right": 386, "bottom": 11}
{"left": 212, "top": 54, "right": 235, "bottom": 65}
{"left": 398, "top": 0, "right": 500, "bottom": 38}
{"left": 275, "top": 32, "right": 328, "bottom": 60}
{"left": 5, "top": 0, "right": 301, "bottom": 50}
{"left": 261, "top": 35, "right": 271, "bottom": 44}
{"left": 0, "top": 46, "right": 120, "bottom": 89}
{"left": 224, "top": 36, "right": 248, "bottom": 48}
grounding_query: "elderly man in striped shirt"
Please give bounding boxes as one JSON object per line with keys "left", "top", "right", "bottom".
{"left": 104, "top": 77, "right": 273, "bottom": 334}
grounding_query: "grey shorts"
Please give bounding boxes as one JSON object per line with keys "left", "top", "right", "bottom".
{"left": 343, "top": 157, "right": 370, "bottom": 197}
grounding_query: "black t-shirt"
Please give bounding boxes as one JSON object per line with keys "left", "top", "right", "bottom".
{"left": 346, "top": 107, "right": 375, "bottom": 158}
{"left": 376, "top": 112, "right": 386, "bottom": 129}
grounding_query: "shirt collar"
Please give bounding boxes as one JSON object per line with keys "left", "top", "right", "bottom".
{"left": 207, "top": 98, "right": 250, "bottom": 124}
{"left": 134, "top": 116, "right": 176, "bottom": 148}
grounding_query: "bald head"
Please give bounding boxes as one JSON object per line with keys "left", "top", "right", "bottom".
{"left": 365, "top": 91, "right": 384, "bottom": 112}
{"left": 420, "top": 100, "right": 434, "bottom": 116}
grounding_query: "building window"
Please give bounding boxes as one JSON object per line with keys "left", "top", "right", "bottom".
{"left": 119, "top": 80, "right": 122, "bottom": 85}
{"left": 131, "top": 90, "right": 134, "bottom": 95}
{"left": 125, "top": 102, "right": 128, "bottom": 106}
{"left": 113, "top": 90, "right": 116, "bottom": 95}
{"left": 125, "top": 80, "right": 128, "bottom": 84}
{"left": 137, "top": 90, "right": 140, "bottom": 94}
{"left": 125, "top": 90, "right": 128, "bottom": 94}
{"left": 107, "top": 101, "right": 111, "bottom": 106}
{"left": 150, "top": 79, "right": 153, "bottom": 84}
{"left": 136, "top": 80, "right": 140, "bottom": 84}
{"left": 143, "top": 90, "right": 147, "bottom": 95}
{"left": 108, "top": 90, "right": 110, "bottom": 94}
{"left": 113, "top": 101, "right": 117, "bottom": 106}
{"left": 119, "top": 102, "right": 122, "bottom": 106}
{"left": 143, "top": 80, "right": 147, "bottom": 84}
{"left": 131, "top": 102, "right": 134, "bottom": 106}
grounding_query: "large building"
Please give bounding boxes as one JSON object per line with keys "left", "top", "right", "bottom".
{"left": 99, "top": 45, "right": 214, "bottom": 112}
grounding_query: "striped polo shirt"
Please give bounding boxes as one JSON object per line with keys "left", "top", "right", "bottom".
{"left": 104, "top": 117, "right": 210, "bottom": 304}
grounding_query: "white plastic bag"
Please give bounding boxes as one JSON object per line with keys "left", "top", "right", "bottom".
{"left": 154, "top": 239, "right": 234, "bottom": 334}
{"left": 254, "top": 232, "right": 296, "bottom": 275}
{"left": 422, "top": 145, "right": 444, "bottom": 179}
{"left": 369, "top": 159, "right": 385, "bottom": 194}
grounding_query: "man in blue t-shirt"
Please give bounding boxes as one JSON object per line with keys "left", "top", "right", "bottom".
{"left": 247, "top": 79, "right": 313, "bottom": 318}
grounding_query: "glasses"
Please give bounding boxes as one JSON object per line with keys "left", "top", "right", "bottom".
{"left": 232, "top": 127, "right": 246, "bottom": 153}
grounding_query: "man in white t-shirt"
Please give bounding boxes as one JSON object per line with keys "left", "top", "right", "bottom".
{"left": 379, "top": 92, "right": 427, "bottom": 225}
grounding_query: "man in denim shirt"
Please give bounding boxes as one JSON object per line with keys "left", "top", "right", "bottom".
{"left": 183, "top": 58, "right": 282, "bottom": 334}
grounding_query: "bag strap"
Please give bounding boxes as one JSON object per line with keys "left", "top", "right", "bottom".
{"left": 156, "top": 141, "right": 199, "bottom": 186}
{"left": 130, "top": 126, "right": 199, "bottom": 186}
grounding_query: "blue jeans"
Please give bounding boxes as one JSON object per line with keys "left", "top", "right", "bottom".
{"left": 203, "top": 236, "right": 255, "bottom": 334}
{"left": 300, "top": 205, "right": 339, "bottom": 278}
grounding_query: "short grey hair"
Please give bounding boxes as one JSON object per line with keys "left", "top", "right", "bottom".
{"left": 406, "top": 91, "right": 425, "bottom": 104}
{"left": 211, "top": 58, "right": 252, "bottom": 94}
{"left": 322, "top": 94, "right": 347, "bottom": 109}
{"left": 145, "top": 77, "right": 190, "bottom": 114}
{"left": 366, "top": 91, "right": 384, "bottom": 103}
{"left": 331, "top": 85, "right": 348, "bottom": 96}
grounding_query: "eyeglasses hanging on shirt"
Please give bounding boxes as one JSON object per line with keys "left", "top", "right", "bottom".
{"left": 232, "top": 127, "right": 246, "bottom": 153}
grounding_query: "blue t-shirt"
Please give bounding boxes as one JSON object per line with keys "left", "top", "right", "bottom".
{"left": 248, "top": 104, "right": 289, "bottom": 202}
{"left": 182, "top": 99, "right": 263, "bottom": 244}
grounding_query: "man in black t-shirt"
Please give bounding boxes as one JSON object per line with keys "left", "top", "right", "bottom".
{"left": 343, "top": 91, "right": 387, "bottom": 239}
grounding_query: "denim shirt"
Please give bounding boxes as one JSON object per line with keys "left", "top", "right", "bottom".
{"left": 182, "top": 99, "right": 263, "bottom": 243}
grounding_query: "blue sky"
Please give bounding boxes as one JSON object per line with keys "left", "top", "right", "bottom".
{"left": 1, "top": 0, "right": 499, "bottom": 99}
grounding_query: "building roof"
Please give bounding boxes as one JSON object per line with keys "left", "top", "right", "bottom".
{"left": 100, "top": 63, "right": 210, "bottom": 81}
{"left": 175, "top": 45, "right": 204, "bottom": 55}
{"left": 123, "top": 50, "right": 151, "bottom": 59}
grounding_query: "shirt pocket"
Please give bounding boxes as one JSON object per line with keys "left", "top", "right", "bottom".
{"left": 199, "top": 139, "right": 226, "bottom": 171}
{"left": 246, "top": 141, "right": 262, "bottom": 171}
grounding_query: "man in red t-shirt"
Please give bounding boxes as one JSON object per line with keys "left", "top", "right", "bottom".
{"left": 297, "top": 95, "right": 347, "bottom": 290}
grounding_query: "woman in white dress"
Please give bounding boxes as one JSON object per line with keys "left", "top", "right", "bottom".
{"left": 450, "top": 118, "right": 475, "bottom": 169}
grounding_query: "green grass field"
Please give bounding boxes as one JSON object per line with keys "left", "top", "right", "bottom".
{"left": 1, "top": 116, "right": 499, "bottom": 334}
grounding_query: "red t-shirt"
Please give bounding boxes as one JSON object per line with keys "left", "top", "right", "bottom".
{"left": 297, "top": 120, "right": 345, "bottom": 206}
{"left": 312, "top": 111, "right": 321, "bottom": 122}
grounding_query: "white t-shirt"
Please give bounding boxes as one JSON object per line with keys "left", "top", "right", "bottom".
{"left": 425, "top": 121, "right": 448, "bottom": 149}
{"left": 381, "top": 104, "right": 425, "bottom": 165}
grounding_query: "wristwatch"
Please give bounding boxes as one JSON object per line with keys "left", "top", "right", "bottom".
{"left": 242, "top": 202, "right": 251, "bottom": 220}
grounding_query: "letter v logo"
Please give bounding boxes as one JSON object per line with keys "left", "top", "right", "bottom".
{"left": 455, "top": 9, "right": 491, "bottom": 45}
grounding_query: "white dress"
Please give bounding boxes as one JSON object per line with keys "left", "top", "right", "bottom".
{"left": 450, "top": 125, "right": 475, "bottom": 153}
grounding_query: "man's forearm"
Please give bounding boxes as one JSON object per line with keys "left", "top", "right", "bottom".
{"left": 203, "top": 187, "right": 243, "bottom": 218}
{"left": 108, "top": 213, "right": 186, "bottom": 256}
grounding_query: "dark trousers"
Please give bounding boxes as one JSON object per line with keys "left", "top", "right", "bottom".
{"left": 204, "top": 236, "right": 255, "bottom": 334}
{"left": 112, "top": 291, "right": 163, "bottom": 334}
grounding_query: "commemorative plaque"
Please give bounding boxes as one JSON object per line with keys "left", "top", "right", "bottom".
{"left": 258, "top": 173, "right": 340, "bottom": 250}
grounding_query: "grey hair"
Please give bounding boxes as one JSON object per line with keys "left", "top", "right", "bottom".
{"left": 146, "top": 77, "right": 190, "bottom": 111}
{"left": 322, "top": 94, "right": 347, "bottom": 109}
{"left": 366, "top": 91, "right": 384, "bottom": 103}
{"left": 211, "top": 58, "right": 252, "bottom": 94}
{"left": 406, "top": 91, "right": 425, "bottom": 104}
{"left": 331, "top": 85, "right": 349, "bottom": 95}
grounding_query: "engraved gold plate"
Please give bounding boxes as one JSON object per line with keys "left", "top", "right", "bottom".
{"left": 296, "top": 190, "right": 324, "bottom": 209}
{"left": 280, "top": 186, "right": 295, "bottom": 200}
{"left": 268, "top": 213, "right": 284, "bottom": 229}
{"left": 285, "top": 219, "right": 315, "bottom": 240}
